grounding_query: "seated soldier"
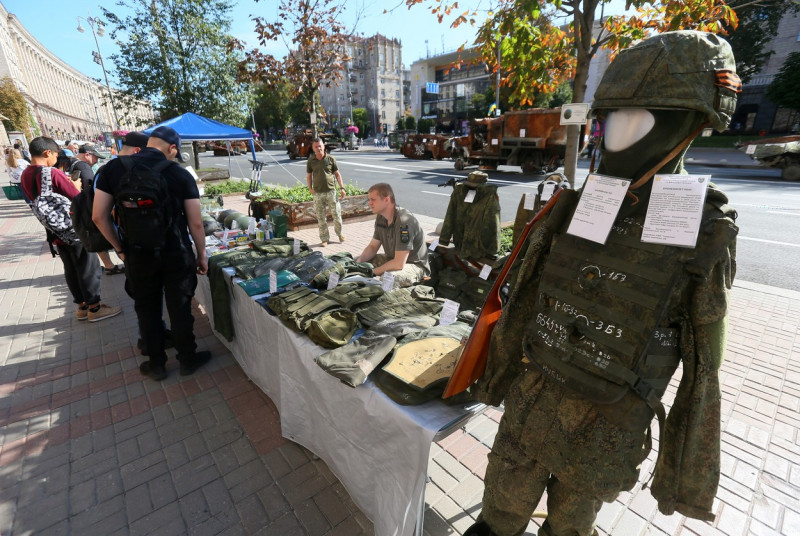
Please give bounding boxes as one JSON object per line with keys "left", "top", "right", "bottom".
{"left": 356, "top": 183, "right": 430, "bottom": 288}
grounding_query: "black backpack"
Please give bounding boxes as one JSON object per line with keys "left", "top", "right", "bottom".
{"left": 70, "top": 180, "right": 112, "bottom": 253}
{"left": 113, "top": 156, "right": 178, "bottom": 251}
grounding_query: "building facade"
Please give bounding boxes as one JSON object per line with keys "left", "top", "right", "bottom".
{"left": 409, "top": 47, "right": 491, "bottom": 134}
{"left": 0, "top": 2, "right": 153, "bottom": 146}
{"left": 733, "top": 12, "right": 800, "bottom": 134}
{"left": 318, "top": 34, "right": 403, "bottom": 136}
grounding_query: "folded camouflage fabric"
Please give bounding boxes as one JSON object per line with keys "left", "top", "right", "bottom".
{"left": 306, "top": 308, "right": 359, "bottom": 349}
{"left": 357, "top": 285, "right": 444, "bottom": 327}
{"left": 315, "top": 332, "right": 398, "bottom": 387}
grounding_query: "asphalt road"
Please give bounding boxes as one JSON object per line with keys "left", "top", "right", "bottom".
{"left": 199, "top": 149, "right": 800, "bottom": 291}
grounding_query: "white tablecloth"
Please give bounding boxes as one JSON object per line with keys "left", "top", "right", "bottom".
{"left": 196, "top": 275, "right": 480, "bottom": 536}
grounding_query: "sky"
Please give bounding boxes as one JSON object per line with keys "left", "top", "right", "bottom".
{"left": 5, "top": 0, "right": 630, "bottom": 89}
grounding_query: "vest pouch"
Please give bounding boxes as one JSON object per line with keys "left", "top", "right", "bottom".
{"left": 306, "top": 308, "right": 358, "bottom": 348}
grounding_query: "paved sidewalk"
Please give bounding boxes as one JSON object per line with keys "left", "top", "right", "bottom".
{"left": 1, "top": 183, "right": 798, "bottom": 536}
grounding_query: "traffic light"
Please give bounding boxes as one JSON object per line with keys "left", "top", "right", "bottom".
{"left": 92, "top": 51, "right": 102, "bottom": 65}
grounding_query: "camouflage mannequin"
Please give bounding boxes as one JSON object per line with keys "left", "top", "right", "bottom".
{"left": 466, "top": 31, "right": 741, "bottom": 536}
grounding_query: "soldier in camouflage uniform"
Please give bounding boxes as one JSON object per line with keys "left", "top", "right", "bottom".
{"left": 356, "top": 183, "right": 430, "bottom": 288}
{"left": 307, "top": 137, "right": 346, "bottom": 246}
{"left": 465, "top": 31, "right": 741, "bottom": 536}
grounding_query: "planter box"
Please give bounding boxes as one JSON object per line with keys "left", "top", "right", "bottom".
{"left": 257, "top": 194, "right": 372, "bottom": 231}
{"left": 197, "top": 168, "right": 230, "bottom": 182}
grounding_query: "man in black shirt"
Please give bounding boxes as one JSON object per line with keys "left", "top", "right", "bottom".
{"left": 93, "top": 126, "right": 211, "bottom": 381}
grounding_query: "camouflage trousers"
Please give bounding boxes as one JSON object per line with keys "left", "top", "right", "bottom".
{"left": 372, "top": 253, "right": 425, "bottom": 288}
{"left": 479, "top": 415, "right": 603, "bottom": 536}
{"left": 312, "top": 191, "right": 343, "bottom": 242}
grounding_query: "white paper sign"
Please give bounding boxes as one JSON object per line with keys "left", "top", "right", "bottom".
{"left": 746, "top": 144, "right": 756, "bottom": 155}
{"left": 222, "top": 229, "right": 229, "bottom": 243}
{"left": 641, "top": 174, "right": 710, "bottom": 247}
{"left": 566, "top": 174, "right": 630, "bottom": 244}
{"left": 439, "top": 299, "right": 460, "bottom": 326}
{"left": 269, "top": 270, "right": 277, "bottom": 294}
{"left": 520, "top": 129, "right": 526, "bottom": 137}
{"left": 433, "top": 140, "right": 437, "bottom": 145}
{"left": 428, "top": 238, "right": 439, "bottom": 251}
{"left": 491, "top": 138, "right": 498, "bottom": 146}
{"left": 524, "top": 192, "right": 536, "bottom": 211}
{"left": 381, "top": 272, "right": 395, "bottom": 291}
{"left": 464, "top": 189, "right": 476, "bottom": 203}
{"left": 247, "top": 218, "right": 256, "bottom": 236}
{"left": 479, "top": 264, "right": 492, "bottom": 280}
{"left": 541, "top": 182, "right": 556, "bottom": 202}
{"left": 293, "top": 239, "right": 300, "bottom": 255}
{"left": 327, "top": 272, "right": 340, "bottom": 290}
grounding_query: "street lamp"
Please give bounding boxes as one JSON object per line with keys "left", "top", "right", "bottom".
{"left": 77, "top": 14, "right": 121, "bottom": 131}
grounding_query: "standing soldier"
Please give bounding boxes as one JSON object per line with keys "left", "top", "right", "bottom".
{"left": 465, "top": 31, "right": 741, "bottom": 536}
{"left": 306, "top": 137, "right": 346, "bottom": 246}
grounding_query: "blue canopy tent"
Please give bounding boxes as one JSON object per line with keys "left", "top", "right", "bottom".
{"left": 143, "top": 111, "right": 257, "bottom": 165}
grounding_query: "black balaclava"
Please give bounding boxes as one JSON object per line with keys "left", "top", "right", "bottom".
{"left": 595, "top": 109, "right": 707, "bottom": 216}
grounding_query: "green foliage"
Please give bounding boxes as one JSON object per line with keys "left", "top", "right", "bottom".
{"left": 404, "top": 116, "right": 416, "bottom": 131}
{"left": 0, "top": 77, "right": 32, "bottom": 139}
{"left": 234, "top": 0, "right": 351, "bottom": 130}
{"left": 726, "top": 0, "right": 800, "bottom": 84}
{"left": 102, "top": 0, "right": 249, "bottom": 125}
{"left": 254, "top": 182, "right": 366, "bottom": 203}
{"left": 353, "top": 108, "right": 369, "bottom": 138}
{"left": 417, "top": 118, "right": 436, "bottom": 134}
{"left": 203, "top": 180, "right": 252, "bottom": 195}
{"left": 498, "top": 226, "right": 514, "bottom": 256}
{"left": 767, "top": 51, "right": 800, "bottom": 114}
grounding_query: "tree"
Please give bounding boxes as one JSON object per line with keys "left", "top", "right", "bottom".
{"left": 767, "top": 52, "right": 800, "bottom": 116}
{"left": 725, "top": 0, "right": 800, "bottom": 84}
{"left": 233, "top": 0, "right": 359, "bottom": 136}
{"left": 0, "top": 77, "right": 32, "bottom": 139}
{"left": 405, "top": 116, "right": 417, "bottom": 131}
{"left": 352, "top": 107, "right": 369, "bottom": 138}
{"left": 102, "top": 0, "right": 249, "bottom": 125}
{"left": 418, "top": 118, "right": 436, "bottom": 133}
{"left": 405, "top": 0, "right": 740, "bottom": 181}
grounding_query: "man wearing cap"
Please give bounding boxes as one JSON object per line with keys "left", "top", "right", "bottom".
{"left": 93, "top": 125, "right": 211, "bottom": 381}
{"left": 356, "top": 182, "right": 430, "bottom": 288}
{"left": 78, "top": 143, "right": 106, "bottom": 174}
{"left": 118, "top": 131, "right": 148, "bottom": 156}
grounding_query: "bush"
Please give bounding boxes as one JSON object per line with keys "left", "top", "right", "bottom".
{"left": 203, "top": 180, "right": 252, "bottom": 195}
{"left": 253, "top": 182, "right": 366, "bottom": 203}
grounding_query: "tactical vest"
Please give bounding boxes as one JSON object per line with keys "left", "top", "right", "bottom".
{"left": 523, "top": 213, "right": 684, "bottom": 423}
{"left": 357, "top": 286, "right": 444, "bottom": 327}
{"left": 321, "top": 281, "right": 384, "bottom": 310}
{"left": 267, "top": 287, "right": 342, "bottom": 332}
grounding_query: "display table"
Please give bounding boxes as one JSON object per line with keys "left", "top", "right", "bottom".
{"left": 195, "top": 274, "right": 484, "bottom": 536}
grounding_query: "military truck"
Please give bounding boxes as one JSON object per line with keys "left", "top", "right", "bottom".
{"left": 737, "top": 135, "right": 800, "bottom": 181}
{"left": 287, "top": 132, "right": 338, "bottom": 160}
{"left": 447, "top": 108, "right": 577, "bottom": 173}
{"left": 400, "top": 133, "right": 453, "bottom": 160}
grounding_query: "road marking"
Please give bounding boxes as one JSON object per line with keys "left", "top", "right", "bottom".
{"left": 421, "top": 190, "right": 451, "bottom": 197}
{"left": 738, "top": 236, "right": 800, "bottom": 248}
{"left": 766, "top": 211, "right": 800, "bottom": 216}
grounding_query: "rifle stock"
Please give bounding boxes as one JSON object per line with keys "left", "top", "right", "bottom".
{"left": 442, "top": 188, "right": 564, "bottom": 398}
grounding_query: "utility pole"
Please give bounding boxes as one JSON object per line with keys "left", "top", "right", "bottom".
{"left": 77, "top": 14, "right": 121, "bottom": 130}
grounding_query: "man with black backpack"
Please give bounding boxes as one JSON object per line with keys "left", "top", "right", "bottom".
{"left": 93, "top": 126, "right": 211, "bottom": 381}
{"left": 19, "top": 137, "right": 122, "bottom": 323}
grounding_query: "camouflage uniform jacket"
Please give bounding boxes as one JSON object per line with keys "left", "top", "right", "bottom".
{"left": 474, "top": 186, "right": 737, "bottom": 521}
{"left": 439, "top": 183, "right": 501, "bottom": 258}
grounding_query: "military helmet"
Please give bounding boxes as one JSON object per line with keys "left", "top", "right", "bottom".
{"left": 592, "top": 31, "right": 741, "bottom": 132}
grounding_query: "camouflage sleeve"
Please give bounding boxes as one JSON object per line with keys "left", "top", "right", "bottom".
{"left": 439, "top": 187, "right": 460, "bottom": 245}
{"left": 651, "top": 217, "right": 736, "bottom": 521}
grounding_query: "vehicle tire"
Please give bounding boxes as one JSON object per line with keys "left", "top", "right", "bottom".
{"left": 781, "top": 165, "right": 800, "bottom": 181}
{"left": 454, "top": 157, "right": 465, "bottom": 170}
{"left": 521, "top": 161, "right": 540, "bottom": 174}
{"left": 288, "top": 152, "right": 296, "bottom": 160}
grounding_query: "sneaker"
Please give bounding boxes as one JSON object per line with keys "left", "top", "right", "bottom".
{"left": 179, "top": 351, "right": 212, "bottom": 376}
{"left": 87, "top": 304, "right": 122, "bottom": 323}
{"left": 338, "top": 235, "right": 346, "bottom": 242}
{"left": 139, "top": 361, "right": 167, "bottom": 381}
{"left": 76, "top": 306, "right": 89, "bottom": 321}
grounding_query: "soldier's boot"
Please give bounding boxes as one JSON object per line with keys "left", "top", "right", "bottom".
{"left": 463, "top": 520, "right": 496, "bottom": 536}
